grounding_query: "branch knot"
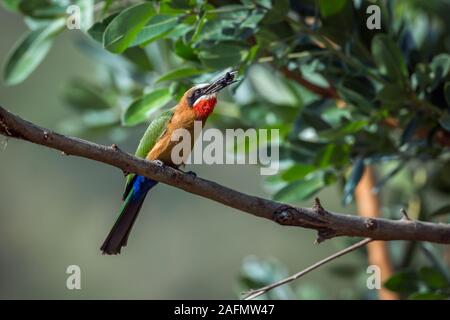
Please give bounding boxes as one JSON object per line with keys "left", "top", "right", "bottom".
{"left": 0, "top": 117, "right": 12, "bottom": 136}
{"left": 364, "top": 218, "right": 377, "bottom": 230}
{"left": 273, "top": 205, "right": 297, "bottom": 225}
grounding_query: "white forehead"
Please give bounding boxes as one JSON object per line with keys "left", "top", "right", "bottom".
{"left": 192, "top": 83, "right": 209, "bottom": 90}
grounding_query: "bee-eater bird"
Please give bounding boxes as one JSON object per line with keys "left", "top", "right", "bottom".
{"left": 101, "top": 71, "right": 237, "bottom": 254}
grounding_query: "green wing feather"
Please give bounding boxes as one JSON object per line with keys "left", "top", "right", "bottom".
{"left": 122, "top": 109, "right": 174, "bottom": 200}
{"left": 134, "top": 109, "right": 174, "bottom": 158}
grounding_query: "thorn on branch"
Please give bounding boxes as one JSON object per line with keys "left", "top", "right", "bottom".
{"left": 401, "top": 208, "right": 411, "bottom": 221}
{"left": 315, "top": 228, "right": 337, "bottom": 244}
{"left": 313, "top": 197, "right": 326, "bottom": 215}
{"left": 61, "top": 151, "right": 69, "bottom": 156}
{"left": 111, "top": 144, "right": 119, "bottom": 151}
{"left": 43, "top": 131, "right": 49, "bottom": 140}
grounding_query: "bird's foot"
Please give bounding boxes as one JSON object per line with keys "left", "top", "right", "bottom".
{"left": 185, "top": 170, "right": 197, "bottom": 177}
{"left": 177, "top": 168, "right": 196, "bottom": 177}
{"left": 152, "top": 160, "right": 164, "bottom": 167}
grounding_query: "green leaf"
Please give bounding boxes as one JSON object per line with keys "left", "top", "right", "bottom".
{"left": 122, "top": 47, "right": 153, "bottom": 71}
{"left": 244, "top": 44, "right": 261, "bottom": 66}
{"left": 18, "top": 0, "right": 66, "bottom": 19}
{"left": 159, "top": 1, "right": 192, "bottom": 14}
{"left": 165, "top": 0, "right": 195, "bottom": 10}
{"left": 419, "top": 267, "right": 450, "bottom": 290}
{"left": 173, "top": 39, "right": 199, "bottom": 61}
{"left": 430, "top": 54, "right": 450, "bottom": 89}
{"left": 190, "top": 13, "right": 207, "bottom": 44}
{"left": 3, "top": 18, "right": 65, "bottom": 85}
{"left": 429, "top": 204, "right": 450, "bottom": 218}
{"left": 302, "top": 111, "right": 332, "bottom": 131}
{"left": 414, "top": 63, "right": 432, "bottom": 92}
{"left": 280, "top": 164, "right": 316, "bottom": 182}
{"left": 123, "top": 88, "right": 172, "bottom": 126}
{"left": 371, "top": 34, "right": 408, "bottom": 85}
{"left": 315, "top": 143, "right": 350, "bottom": 169}
{"left": 384, "top": 271, "right": 420, "bottom": 294}
{"left": 163, "top": 23, "right": 194, "bottom": 40}
{"left": 198, "top": 44, "right": 246, "bottom": 69}
{"left": 342, "top": 157, "right": 365, "bottom": 205}
{"left": 87, "top": 13, "right": 118, "bottom": 43}
{"left": 445, "top": 82, "right": 450, "bottom": 108}
{"left": 101, "top": 0, "right": 114, "bottom": 16}
{"left": 2, "top": 0, "right": 20, "bottom": 11}
{"left": 319, "top": 120, "right": 368, "bottom": 140}
{"left": 320, "top": 0, "right": 348, "bottom": 17}
{"left": 377, "top": 83, "right": 409, "bottom": 106}
{"left": 408, "top": 292, "right": 448, "bottom": 300}
{"left": 240, "top": 10, "right": 265, "bottom": 29}
{"left": 262, "top": 0, "right": 288, "bottom": 24}
{"left": 336, "top": 84, "right": 373, "bottom": 113}
{"left": 103, "top": 2, "right": 155, "bottom": 54}
{"left": 63, "top": 80, "right": 112, "bottom": 111}
{"left": 131, "top": 14, "right": 181, "bottom": 46}
{"left": 156, "top": 67, "right": 206, "bottom": 84}
{"left": 439, "top": 112, "right": 450, "bottom": 132}
{"left": 274, "top": 173, "right": 325, "bottom": 202}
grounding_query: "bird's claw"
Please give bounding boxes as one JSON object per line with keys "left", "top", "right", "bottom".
{"left": 186, "top": 170, "right": 197, "bottom": 177}
{"left": 152, "top": 160, "right": 164, "bottom": 167}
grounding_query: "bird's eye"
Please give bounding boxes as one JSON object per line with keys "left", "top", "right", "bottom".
{"left": 195, "top": 89, "right": 202, "bottom": 96}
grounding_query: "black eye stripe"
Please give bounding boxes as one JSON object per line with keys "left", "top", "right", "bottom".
{"left": 188, "top": 88, "right": 204, "bottom": 107}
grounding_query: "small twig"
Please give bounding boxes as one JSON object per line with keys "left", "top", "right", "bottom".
{"left": 242, "top": 238, "right": 372, "bottom": 300}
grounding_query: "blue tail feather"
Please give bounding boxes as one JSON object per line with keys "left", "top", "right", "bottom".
{"left": 101, "top": 176, "right": 158, "bottom": 254}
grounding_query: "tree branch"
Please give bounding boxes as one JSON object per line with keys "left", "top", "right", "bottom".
{"left": 242, "top": 238, "right": 372, "bottom": 300}
{"left": 1, "top": 105, "right": 450, "bottom": 244}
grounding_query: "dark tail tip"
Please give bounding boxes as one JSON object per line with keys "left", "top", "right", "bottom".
{"left": 101, "top": 176, "right": 157, "bottom": 255}
{"left": 100, "top": 242, "right": 123, "bottom": 255}
{"left": 100, "top": 197, "right": 146, "bottom": 255}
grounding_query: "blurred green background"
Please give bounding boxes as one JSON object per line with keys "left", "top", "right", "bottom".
{"left": 0, "top": 7, "right": 363, "bottom": 299}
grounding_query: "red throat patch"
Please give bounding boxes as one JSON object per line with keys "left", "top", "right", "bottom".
{"left": 193, "top": 96, "right": 217, "bottom": 120}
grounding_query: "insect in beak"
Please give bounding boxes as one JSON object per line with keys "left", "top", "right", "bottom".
{"left": 203, "top": 71, "right": 239, "bottom": 95}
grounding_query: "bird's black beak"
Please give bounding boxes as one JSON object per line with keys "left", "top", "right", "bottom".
{"left": 204, "top": 71, "right": 238, "bottom": 95}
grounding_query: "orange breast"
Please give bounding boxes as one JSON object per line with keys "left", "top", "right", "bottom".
{"left": 146, "top": 101, "right": 204, "bottom": 167}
